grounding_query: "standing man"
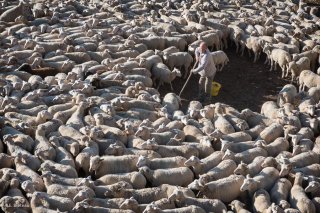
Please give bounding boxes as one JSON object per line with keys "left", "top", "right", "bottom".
{"left": 192, "top": 42, "right": 217, "bottom": 103}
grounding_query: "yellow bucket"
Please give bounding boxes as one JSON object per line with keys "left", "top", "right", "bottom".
{"left": 211, "top": 81, "right": 221, "bottom": 96}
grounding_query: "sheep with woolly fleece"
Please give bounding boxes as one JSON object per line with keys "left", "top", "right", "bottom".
{"left": 39, "top": 160, "right": 78, "bottom": 178}
{"left": 140, "top": 139, "right": 199, "bottom": 159}
{"left": 89, "top": 155, "right": 139, "bottom": 178}
{"left": 196, "top": 174, "right": 245, "bottom": 203}
{"left": 229, "top": 200, "right": 251, "bottom": 213}
{"left": 210, "top": 50, "right": 229, "bottom": 71}
{"left": 293, "top": 49, "right": 318, "bottom": 72}
{"left": 168, "top": 188, "right": 227, "bottom": 213}
{"left": 139, "top": 166, "right": 194, "bottom": 187}
{"left": 184, "top": 151, "right": 224, "bottom": 177}
{"left": 241, "top": 35, "right": 264, "bottom": 63}
{"left": 27, "top": 191, "right": 75, "bottom": 212}
{"left": 287, "top": 57, "right": 310, "bottom": 82}
{"left": 253, "top": 189, "right": 272, "bottom": 213}
{"left": 198, "top": 159, "right": 237, "bottom": 185}
{"left": 136, "top": 155, "right": 186, "bottom": 170}
{"left": 270, "top": 178, "right": 292, "bottom": 210}
{"left": 299, "top": 70, "right": 320, "bottom": 92}
{"left": 277, "top": 84, "right": 298, "bottom": 107}
{"left": 163, "top": 52, "right": 193, "bottom": 79}
{"left": 290, "top": 172, "right": 316, "bottom": 213}
{"left": 257, "top": 123, "right": 284, "bottom": 144}
{"left": 234, "top": 156, "right": 266, "bottom": 177}
{"left": 151, "top": 63, "right": 181, "bottom": 90}
{"left": 106, "top": 184, "right": 194, "bottom": 203}
{"left": 240, "top": 167, "right": 280, "bottom": 196}
{"left": 263, "top": 44, "right": 291, "bottom": 78}
{"left": 223, "top": 146, "right": 268, "bottom": 164}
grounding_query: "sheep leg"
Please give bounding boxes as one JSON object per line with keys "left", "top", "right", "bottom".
{"left": 223, "top": 38, "right": 228, "bottom": 49}
{"left": 269, "top": 60, "right": 274, "bottom": 71}
{"left": 253, "top": 53, "right": 257, "bottom": 63}
{"left": 235, "top": 42, "right": 239, "bottom": 53}
{"left": 170, "top": 82, "right": 174, "bottom": 91}
{"left": 220, "top": 64, "right": 224, "bottom": 71}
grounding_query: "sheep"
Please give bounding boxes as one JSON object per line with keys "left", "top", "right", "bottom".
{"left": 95, "top": 172, "right": 146, "bottom": 189}
{"left": 214, "top": 115, "right": 235, "bottom": 134}
{"left": 168, "top": 188, "right": 227, "bottom": 213}
{"left": 46, "top": 183, "right": 95, "bottom": 203}
{"left": 253, "top": 189, "right": 272, "bottom": 213}
{"left": 14, "top": 154, "right": 45, "bottom": 192}
{"left": 290, "top": 172, "right": 316, "bottom": 213}
{"left": 28, "top": 191, "right": 75, "bottom": 212}
{"left": 287, "top": 57, "right": 310, "bottom": 82}
{"left": 72, "top": 201, "right": 135, "bottom": 213}
{"left": 263, "top": 45, "right": 291, "bottom": 77}
{"left": 234, "top": 156, "right": 266, "bottom": 177}
{"left": 141, "top": 139, "right": 199, "bottom": 159}
{"left": 241, "top": 35, "right": 264, "bottom": 63}
{"left": 197, "top": 174, "right": 245, "bottom": 203}
{"left": 162, "top": 52, "right": 193, "bottom": 79}
{"left": 223, "top": 146, "right": 268, "bottom": 165}
{"left": 151, "top": 63, "right": 181, "bottom": 90}
{"left": 229, "top": 200, "right": 251, "bottom": 213}
{"left": 270, "top": 178, "right": 292, "bottom": 209}
{"left": 299, "top": 70, "right": 320, "bottom": 92}
{"left": 89, "top": 155, "right": 139, "bottom": 178}
{"left": 39, "top": 160, "right": 78, "bottom": 178}
{"left": 284, "top": 151, "right": 319, "bottom": 169}
{"left": 198, "top": 159, "right": 237, "bottom": 185}
{"left": 139, "top": 166, "right": 194, "bottom": 187}
{"left": 240, "top": 167, "right": 280, "bottom": 196}
{"left": 106, "top": 184, "right": 194, "bottom": 204}
{"left": 184, "top": 151, "right": 224, "bottom": 177}
{"left": 136, "top": 155, "right": 186, "bottom": 170}
{"left": 221, "top": 139, "right": 258, "bottom": 153}
{"left": 210, "top": 50, "right": 229, "bottom": 71}
{"left": 258, "top": 137, "right": 290, "bottom": 157}
{"left": 257, "top": 123, "right": 284, "bottom": 144}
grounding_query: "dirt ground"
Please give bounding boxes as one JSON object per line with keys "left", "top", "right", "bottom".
{"left": 159, "top": 47, "right": 292, "bottom": 113}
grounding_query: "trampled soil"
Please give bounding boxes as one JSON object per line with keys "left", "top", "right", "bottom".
{"left": 158, "top": 47, "right": 292, "bottom": 113}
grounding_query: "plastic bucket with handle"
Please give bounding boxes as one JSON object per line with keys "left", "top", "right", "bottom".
{"left": 211, "top": 81, "right": 221, "bottom": 96}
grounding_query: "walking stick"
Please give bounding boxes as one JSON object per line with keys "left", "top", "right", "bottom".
{"left": 179, "top": 61, "right": 198, "bottom": 97}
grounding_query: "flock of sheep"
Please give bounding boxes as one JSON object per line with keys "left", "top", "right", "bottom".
{"left": 0, "top": 0, "right": 320, "bottom": 212}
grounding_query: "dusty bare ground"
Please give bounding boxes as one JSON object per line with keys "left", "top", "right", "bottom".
{"left": 159, "top": 47, "right": 292, "bottom": 113}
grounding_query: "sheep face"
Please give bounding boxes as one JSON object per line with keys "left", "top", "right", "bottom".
{"left": 120, "top": 197, "right": 139, "bottom": 210}
{"left": 89, "top": 156, "right": 101, "bottom": 174}
{"left": 305, "top": 181, "right": 320, "bottom": 193}
{"left": 136, "top": 156, "right": 147, "bottom": 168}
{"left": 184, "top": 156, "right": 201, "bottom": 167}
{"left": 279, "top": 163, "right": 292, "bottom": 177}
{"left": 234, "top": 162, "right": 249, "bottom": 176}
{"left": 240, "top": 176, "right": 258, "bottom": 192}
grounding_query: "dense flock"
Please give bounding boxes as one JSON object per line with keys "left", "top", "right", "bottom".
{"left": 0, "top": 0, "right": 320, "bottom": 212}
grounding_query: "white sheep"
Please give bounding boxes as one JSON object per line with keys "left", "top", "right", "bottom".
{"left": 210, "top": 50, "right": 229, "bottom": 71}
{"left": 151, "top": 63, "right": 181, "bottom": 90}
{"left": 287, "top": 57, "right": 310, "bottom": 82}
{"left": 139, "top": 166, "right": 194, "bottom": 187}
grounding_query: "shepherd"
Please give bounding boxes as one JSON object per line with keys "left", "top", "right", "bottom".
{"left": 192, "top": 42, "right": 217, "bottom": 103}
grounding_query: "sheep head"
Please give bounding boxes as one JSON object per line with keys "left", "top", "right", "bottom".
{"left": 184, "top": 155, "right": 203, "bottom": 167}
{"left": 168, "top": 188, "right": 185, "bottom": 202}
{"left": 188, "top": 179, "right": 203, "bottom": 191}
{"left": 278, "top": 159, "right": 292, "bottom": 177}
{"left": 120, "top": 197, "right": 139, "bottom": 211}
{"left": 240, "top": 175, "right": 260, "bottom": 192}
{"left": 21, "top": 180, "right": 36, "bottom": 195}
{"left": 234, "top": 161, "right": 249, "bottom": 176}
{"left": 140, "top": 138, "right": 158, "bottom": 150}
{"left": 222, "top": 149, "right": 235, "bottom": 161}
{"left": 288, "top": 134, "right": 303, "bottom": 145}
{"left": 136, "top": 155, "right": 148, "bottom": 168}
{"left": 88, "top": 156, "right": 101, "bottom": 174}
{"left": 305, "top": 181, "right": 320, "bottom": 193}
